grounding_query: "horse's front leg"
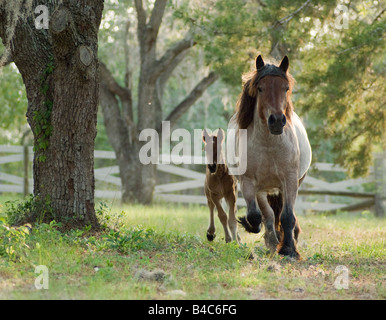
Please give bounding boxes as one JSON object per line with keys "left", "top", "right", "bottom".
{"left": 256, "top": 192, "right": 279, "bottom": 252}
{"left": 238, "top": 177, "right": 262, "bottom": 233}
{"left": 206, "top": 199, "right": 216, "bottom": 241}
{"left": 278, "top": 175, "right": 300, "bottom": 259}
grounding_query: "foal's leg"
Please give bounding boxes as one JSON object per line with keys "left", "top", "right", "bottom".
{"left": 278, "top": 175, "right": 300, "bottom": 259}
{"left": 256, "top": 192, "right": 279, "bottom": 252}
{"left": 238, "top": 177, "right": 262, "bottom": 233}
{"left": 206, "top": 199, "right": 216, "bottom": 241}
{"left": 212, "top": 198, "right": 232, "bottom": 243}
{"left": 226, "top": 194, "right": 239, "bottom": 243}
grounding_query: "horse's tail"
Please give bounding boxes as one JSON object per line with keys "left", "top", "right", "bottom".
{"left": 267, "top": 192, "right": 283, "bottom": 233}
{"left": 237, "top": 216, "right": 261, "bottom": 233}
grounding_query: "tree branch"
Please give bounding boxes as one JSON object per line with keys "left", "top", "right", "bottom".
{"left": 100, "top": 62, "right": 133, "bottom": 126}
{"left": 274, "top": 0, "right": 312, "bottom": 27}
{"left": 151, "top": 31, "right": 196, "bottom": 81}
{"left": 158, "top": 49, "right": 189, "bottom": 97}
{"left": 148, "top": 0, "right": 168, "bottom": 40}
{"left": 134, "top": 0, "right": 147, "bottom": 29}
{"left": 372, "top": 8, "right": 385, "bottom": 24}
{"left": 124, "top": 20, "right": 132, "bottom": 91}
{"left": 161, "top": 72, "right": 219, "bottom": 130}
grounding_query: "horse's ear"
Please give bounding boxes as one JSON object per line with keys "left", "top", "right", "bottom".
{"left": 202, "top": 129, "right": 209, "bottom": 143}
{"left": 256, "top": 55, "right": 265, "bottom": 70}
{"left": 279, "top": 56, "right": 289, "bottom": 73}
{"left": 217, "top": 128, "right": 225, "bottom": 145}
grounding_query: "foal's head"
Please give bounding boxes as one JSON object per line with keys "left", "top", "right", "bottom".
{"left": 202, "top": 129, "right": 225, "bottom": 174}
{"left": 236, "top": 55, "right": 294, "bottom": 135}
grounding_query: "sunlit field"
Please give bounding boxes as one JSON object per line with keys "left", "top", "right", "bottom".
{"left": 1, "top": 195, "right": 385, "bottom": 300}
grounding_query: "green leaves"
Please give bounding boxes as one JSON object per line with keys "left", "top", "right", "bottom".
{"left": 297, "top": 11, "right": 385, "bottom": 176}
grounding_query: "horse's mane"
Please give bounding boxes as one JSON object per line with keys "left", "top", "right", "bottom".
{"left": 236, "top": 63, "right": 295, "bottom": 129}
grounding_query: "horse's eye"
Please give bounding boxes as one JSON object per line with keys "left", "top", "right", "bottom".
{"left": 257, "top": 87, "right": 262, "bottom": 92}
{"left": 286, "top": 87, "right": 289, "bottom": 92}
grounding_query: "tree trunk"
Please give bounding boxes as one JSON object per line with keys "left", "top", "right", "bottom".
{"left": 0, "top": 1, "right": 104, "bottom": 228}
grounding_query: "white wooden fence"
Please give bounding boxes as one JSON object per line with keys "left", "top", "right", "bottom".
{"left": 0, "top": 145, "right": 384, "bottom": 216}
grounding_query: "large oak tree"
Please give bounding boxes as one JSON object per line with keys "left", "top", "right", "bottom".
{"left": 0, "top": 0, "right": 104, "bottom": 228}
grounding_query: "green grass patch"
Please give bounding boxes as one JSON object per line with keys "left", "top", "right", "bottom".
{"left": 0, "top": 197, "right": 385, "bottom": 300}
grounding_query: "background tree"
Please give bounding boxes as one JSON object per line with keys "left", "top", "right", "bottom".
{"left": 0, "top": 0, "right": 104, "bottom": 228}
{"left": 99, "top": 0, "right": 220, "bottom": 204}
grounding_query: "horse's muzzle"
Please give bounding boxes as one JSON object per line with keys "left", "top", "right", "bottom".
{"left": 208, "top": 164, "right": 217, "bottom": 173}
{"left": 268, "top": 113, "right": 286, "bottom": 135}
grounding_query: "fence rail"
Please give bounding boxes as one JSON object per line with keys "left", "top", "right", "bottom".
{"left": 0, "top": 145, "right": 384, "bottom": 216}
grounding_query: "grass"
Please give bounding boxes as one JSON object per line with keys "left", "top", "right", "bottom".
{"left": 0, "top": 194, "right": 385, "bottom": 300}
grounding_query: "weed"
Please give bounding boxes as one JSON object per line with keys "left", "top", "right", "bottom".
{"left": 0, "top": 221, "right": 31, "bottom": 262}
{"left": 3, "top": 195, "right": 54, "bottom": 226}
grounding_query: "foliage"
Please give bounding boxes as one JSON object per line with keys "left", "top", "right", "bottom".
{"left": 297, "top": 4, "right": 385, "bottom": 176}
{"left": 3, "top": 194, "right": 54, "bottom": 226}
{"left": 0, "top": 220, "right": 31, "bottom": 262}
{"left": 0, "top": 44, "right": 29, "bottom": 144}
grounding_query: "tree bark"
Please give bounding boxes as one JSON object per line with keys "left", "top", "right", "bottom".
{"left": 0, "top": 1, "right": 104, "bottom": 228}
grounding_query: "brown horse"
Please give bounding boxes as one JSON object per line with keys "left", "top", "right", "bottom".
{"left": 203, "top": 129, "right": 239, "bottom": 243}
{"left": 228, "top": 55, "right": 312, "bottom": 259}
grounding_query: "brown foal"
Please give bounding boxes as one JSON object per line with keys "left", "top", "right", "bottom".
{"left": 203, "top": 129, "right": 239, "bottom": 243}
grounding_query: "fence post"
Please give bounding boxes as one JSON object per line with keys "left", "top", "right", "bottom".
{"left": 23, "top": 144, "right": 29, "bottom": 198}
{"left": 374, "top": 153, "right": 385, "bottom": 217}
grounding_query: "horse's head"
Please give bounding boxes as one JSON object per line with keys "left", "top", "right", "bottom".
{"left": 202, "top": 128, "right": 225, "bottom": 174}
{"left": 237, "top": 55, "right": 294, "bottom": 135}
{"left": 253, "top": 55, "right": 293, "bottom": 135}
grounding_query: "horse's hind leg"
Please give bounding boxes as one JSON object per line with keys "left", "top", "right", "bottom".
{"left": 213, "top": 198, "right": 232, "bottom": 243}
{"left": 267, "top": 193, "right": 283, "bottom": 240}
{"left": 226, "top": 194, "right": 239, "bottom": 243}
{"left": 206, "top": 199, "right": 216, "bottom": 241}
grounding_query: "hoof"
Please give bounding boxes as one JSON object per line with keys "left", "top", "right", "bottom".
{"left": 207, "top": 232, "right": 216, "bottom": 241}
{"left": 278, "top": 245, "right": 300, "bottom": 260}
